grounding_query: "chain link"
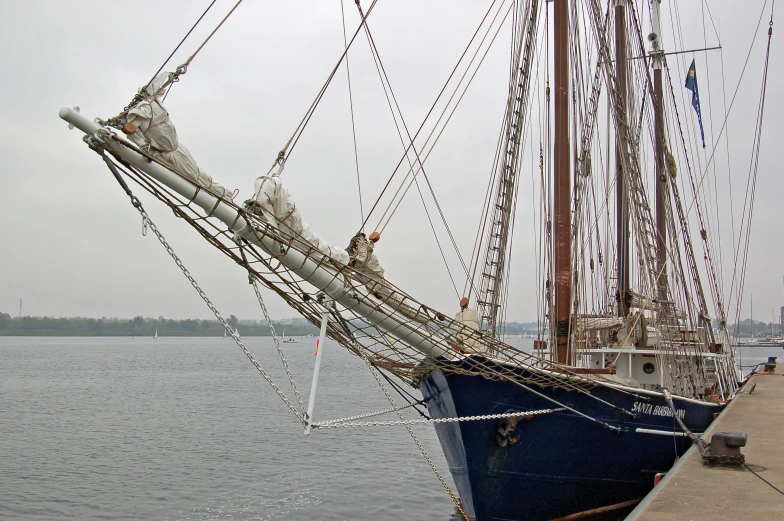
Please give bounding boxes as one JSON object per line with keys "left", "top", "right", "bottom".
{"left": 350, "top": 342, "right": 472, "bottom": 521}
{"left": 136, "top": 204, "right": 307, "bottom": 425}
{"left": 249, "top": 276, "right": 306, "bottom": 415}
{"left": 313, "top": 407, "right": 564, "bottom": 429}
{"left": 315, "top": 402, "right": 422, "bottom": 425}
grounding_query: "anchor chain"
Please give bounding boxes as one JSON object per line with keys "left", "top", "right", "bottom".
{"left": 248, "top": 273, "right": 306, "bottom": 415}
{"left": 96, "top": 149, "right": 307, "bottom": 425}
{"left": 313, "top": 407, "right": 564, "bottom": 429}
{"left": 315, "top": 402, "right": 422, "bottom": 425}
{"left": 350, "top": 341, "right": 472, "bottom": 521}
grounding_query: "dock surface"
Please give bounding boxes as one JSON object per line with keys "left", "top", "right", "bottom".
{"left": 627, "top": 372, "right": 784, "bottom": 520}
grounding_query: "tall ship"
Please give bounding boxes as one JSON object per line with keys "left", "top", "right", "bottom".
{"left": 60, "top": 0, "right": 771, "bottom": 519}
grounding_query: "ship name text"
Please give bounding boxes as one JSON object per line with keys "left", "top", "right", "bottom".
{"left": 631, "top": 401, "right": 686, "bottom": 419}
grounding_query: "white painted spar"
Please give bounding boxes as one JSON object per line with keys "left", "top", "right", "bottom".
{"left": 58, "top": 107, "right": 240, "bottom": 227}
{"left": 59, "top": 107, "right": 451, "bottom": 360}
{"left": 305, "top": 308, "right": 330, "bottom": 436}
{"left": 635, "top": 428, "right": 701, "bottom": 437}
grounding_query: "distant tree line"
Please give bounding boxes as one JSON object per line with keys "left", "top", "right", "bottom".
{"left": 5, "top": 313, "right": 768, "bottom": 338}
{"left": 0, "top": 312, "right": 321, "bottom": 337}
{"left": 727, "top": 318, "right": 782, "bottom": 338}
{"left": 502, "top": 322, "right": 540, "bottom": 335}
{"left": 0, "top": 313, "right": 545, "bottom": 337}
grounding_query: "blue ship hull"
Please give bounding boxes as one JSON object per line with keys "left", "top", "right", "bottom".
{"left": 420, "top": 357, "right": 721, "bottom": 521}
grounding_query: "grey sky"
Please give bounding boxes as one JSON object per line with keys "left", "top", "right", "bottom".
{"left": 0, "top": 0, "right": 781, "bottom": 324}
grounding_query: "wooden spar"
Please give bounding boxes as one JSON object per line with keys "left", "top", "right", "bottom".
{"left": 652, "top": 0, "right": 668, "bottom": 302}
{"left": 615, "top": 0, "right": 630, "bottom": 318}
{"left": 553, "top": 0, "right": 572, "bottom": 365}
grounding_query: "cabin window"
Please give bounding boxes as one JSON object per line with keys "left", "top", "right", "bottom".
{"left": 643, "top": 362, "right": 655, "bottom": 374}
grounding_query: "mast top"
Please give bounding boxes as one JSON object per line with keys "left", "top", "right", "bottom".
{"left": 649, "top": 0, "right": 664, "bottom": 69}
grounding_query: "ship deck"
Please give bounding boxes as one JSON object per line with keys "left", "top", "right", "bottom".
{"left": 626, "top": 370, "right": 784, "bottom": 521}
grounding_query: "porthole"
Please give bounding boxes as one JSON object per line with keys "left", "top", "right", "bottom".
{"left": 643, "top": 362, "right": 655, "bottom": 374}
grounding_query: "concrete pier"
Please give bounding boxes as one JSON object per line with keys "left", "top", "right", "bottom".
{"left": 627, "top": 372, "right": 784, "bottom": 520}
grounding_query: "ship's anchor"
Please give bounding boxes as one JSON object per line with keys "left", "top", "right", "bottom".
{"left": 497, "top": 413, "right": 533, "bottom": 447}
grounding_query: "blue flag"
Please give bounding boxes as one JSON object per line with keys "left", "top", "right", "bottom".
{"left": 684, "top": 59, "right": 706, "bottom": 148}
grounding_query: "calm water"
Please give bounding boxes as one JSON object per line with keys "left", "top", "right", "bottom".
{"left": 1, "top": 337, "right": 779, "bottom": 520}
{"left": 1, "top": 336, "right": 463, "bottom": 520}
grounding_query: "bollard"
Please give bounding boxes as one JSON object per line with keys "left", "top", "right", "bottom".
{"left": 707, "top": 431, "right": 747, "bottom": 465}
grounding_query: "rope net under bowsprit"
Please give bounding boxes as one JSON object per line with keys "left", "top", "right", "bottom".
{"left": 93, "top": 63, "right": 735, "bottom": 406}
{"left": 94, "top": 130, "right": 625, "bottom": 403}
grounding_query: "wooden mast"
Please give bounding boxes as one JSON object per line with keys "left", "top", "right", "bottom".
{"left": 615, "top": 0, "right": 630, "bottom": 317}
{"left": 554, "top": 0, "right": 572, "bottom": 365}
{"left": 652, "top": 0, "right": 667, "bottom": 302}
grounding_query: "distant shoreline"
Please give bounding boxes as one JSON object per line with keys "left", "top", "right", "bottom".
{"left": 0, "top": 314, "right": 320, "bottom": 337}
{"left": 0, "top": 313, "right": 541, "bottom": 337}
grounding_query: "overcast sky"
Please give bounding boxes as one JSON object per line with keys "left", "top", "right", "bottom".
{"left": 1, "top": 0, "right": 781, "bottom": 324}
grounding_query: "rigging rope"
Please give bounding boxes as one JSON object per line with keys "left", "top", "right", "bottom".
{"left": 367, "top": 0, "right": 516, "bottom": 306}
{"left": 339, "top": 0, "right": 365, "bottom": 228}
{"left": 117, "top": 0, "right": 244, "bottom": 117}
{"left": 181, "top": 0, "right": 245, "bottom": 74}
{"left": 682, "top": 0, "right": 770, "bottom": 220}
{"left": 349, "top": 0, "right": 461, "bottom": 297}
{"left": 276, "top": 0, "right": 381, "bottom": 169}
{"left": 358, "top": 0, "right": 506, "bottom": 230}
{"left": 372, "top": 2, "right": 514, "bottom": 235}
{"left": 143, "top": 0, "right": 218, "bottom": 96}
{"left": 733, "top": 0, "right": 775, "bottom": 345}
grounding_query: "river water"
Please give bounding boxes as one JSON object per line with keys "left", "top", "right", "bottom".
{"left": 1, "top": 337, "right": 780, "bottom": 520}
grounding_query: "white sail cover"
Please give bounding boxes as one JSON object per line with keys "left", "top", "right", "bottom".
{"left": 454, "top": 307, "right": 480, "bottom": 351}
{"left": 572, "top": 316, "right": 624, "bottom": 332}
{"left": 252, "top": 175, "right": 350, "bottom": 265}
{"left": 125, "top": 73, "right": 234, "bottom": 201}
{"left": 347, "top": 233, "right": 385, "bottom": 280}
{"left": 628, "top": 290, "right": 661, "bottom": 311}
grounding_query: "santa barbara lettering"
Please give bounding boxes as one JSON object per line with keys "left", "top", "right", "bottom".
{"left": 631, "top": 401, "right": 685, "bottom": 419}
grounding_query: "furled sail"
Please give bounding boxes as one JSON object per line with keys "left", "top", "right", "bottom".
{"left": 572, "top": 315, "right": 624, "bottom": 332}
{"left": 124, "top": 73, "right": 234, "bottom": 201}
{"left": 248, "top": 175, "right": 350, "bottom": 265}
{"left": 627, "top": 289, "right": 659, "bottom": 311}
